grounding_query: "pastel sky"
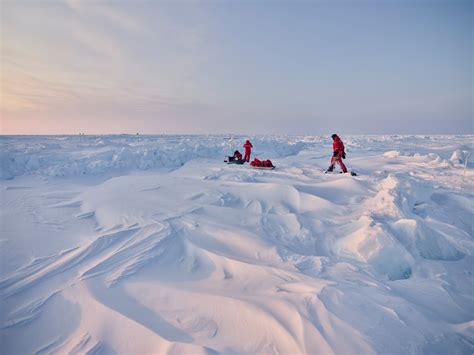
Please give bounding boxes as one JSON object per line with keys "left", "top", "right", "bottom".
{"left": 1, "top": 0, "right": 472, "bottom": 135}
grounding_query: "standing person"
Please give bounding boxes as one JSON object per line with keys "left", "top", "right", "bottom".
{"left": 243, "top": 139, "right": 253, "bottom": 162}
{"left": 326, "top": 134, "right": 348, "bottom": 173}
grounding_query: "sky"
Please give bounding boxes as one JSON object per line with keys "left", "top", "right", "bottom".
{"left": 1, "top": 0, "right": 472, "bottom": 135}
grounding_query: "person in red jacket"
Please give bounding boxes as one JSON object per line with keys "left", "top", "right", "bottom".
{"left": 233, "top": 150, "right": 243, "bottom": 161}
{"left": 243, "top": 139, "right": 253, "bottom": 162}
{"left": 326, "top": 134, "right": 348, "bottom": 173}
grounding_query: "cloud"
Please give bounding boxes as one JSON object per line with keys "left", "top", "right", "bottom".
{"left": 73, "top": 26, "right": 123, "bottom": 58}
{"left": 1, "top": 52, "right": 216, "bottom": 120}
{"left": 65, "top": 0, "right": 145, "bottom": 33}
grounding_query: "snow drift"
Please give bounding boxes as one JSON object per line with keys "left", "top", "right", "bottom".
{"left": 0, "top": 135, "right": 473, "bottom": 354}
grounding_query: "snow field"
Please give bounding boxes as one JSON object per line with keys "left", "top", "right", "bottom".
{"left": 0, "top": 135, "right": 473, "bottom": 354}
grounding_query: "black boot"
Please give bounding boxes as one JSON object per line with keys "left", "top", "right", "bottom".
{"left": 325, "top": 166, "right": 334, "bottom": 173}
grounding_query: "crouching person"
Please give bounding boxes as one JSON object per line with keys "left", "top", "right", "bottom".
{"left": 233, "top": 150, "right": 243, "bottom": 161}
{"left": 225, "top": 150, "right": 244, "bottom": 163}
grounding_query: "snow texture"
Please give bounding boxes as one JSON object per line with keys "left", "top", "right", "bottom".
{"left": 0, "top": 134, "right": 473, "bottom": 354}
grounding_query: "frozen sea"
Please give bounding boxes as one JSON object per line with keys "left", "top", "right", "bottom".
{"left": 0, "top": 134, "right": 473, "bottom": 354}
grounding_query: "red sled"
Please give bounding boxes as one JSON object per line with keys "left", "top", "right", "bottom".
{"left": 250, "top": 158, "right": 275, "bottom": 170}
{"left": 250, "top": 165, "right": 275, "bottom": 170}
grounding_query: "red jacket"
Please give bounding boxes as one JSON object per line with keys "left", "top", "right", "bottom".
{"left": 243, "top": 141, "right": 253, "bottom": 152}
{"left": 332, "top": 136, "right": 344, "bottom": 153}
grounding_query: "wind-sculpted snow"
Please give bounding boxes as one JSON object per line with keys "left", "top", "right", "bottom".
{"left": 2, "top": 134, "right": 471, "bottom": 180}
{"left": 0, "top": 135, "right": 314, "bottom": 179}
{"left": 0, "top": 135, "right": 473, "bottom": 354}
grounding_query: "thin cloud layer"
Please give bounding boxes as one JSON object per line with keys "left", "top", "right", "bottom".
{"left": 1, "top": 0, "right": 472, "bottom": 134}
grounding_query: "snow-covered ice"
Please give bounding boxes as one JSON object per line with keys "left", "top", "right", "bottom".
{"left": 0, "top": 134, "right": 473, "bottom": 354}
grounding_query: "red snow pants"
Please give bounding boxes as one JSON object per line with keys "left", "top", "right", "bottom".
{"left": 244, "top": 150, "right": 251, "bottom": 162}
{"left": 328, "top": 151, "right": 347, "bottom": 173}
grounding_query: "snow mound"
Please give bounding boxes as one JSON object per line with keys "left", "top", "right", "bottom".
{"left": 449, "top": 149, "right": 471, "bottom": 166}
{"left": 383, "top": 150, "right": 400, "bottom": 158}
{"left": 1, "top": 134, "right": 473, "bottom": 354}
{"left": 0, "top": 135, "right": 319, "bottom": 179}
